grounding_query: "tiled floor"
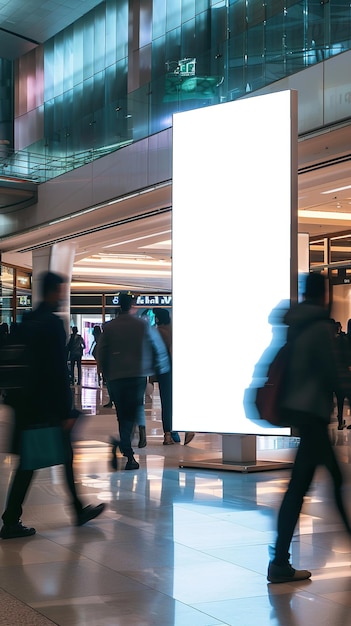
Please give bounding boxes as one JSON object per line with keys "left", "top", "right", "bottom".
{"left": 1, "top": 366, "right": 351, "bottom": 625}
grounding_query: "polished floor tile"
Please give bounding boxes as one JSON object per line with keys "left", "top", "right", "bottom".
{"left": 0, "top": 368, "right": 351, "bottom": 625}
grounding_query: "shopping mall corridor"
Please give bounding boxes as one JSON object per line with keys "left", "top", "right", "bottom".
{"left": 0, "top": 366, "right": 351, "bottom": 625}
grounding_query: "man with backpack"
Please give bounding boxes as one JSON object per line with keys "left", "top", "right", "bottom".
{"left": 267, "top": 272, "right": 351, "bottom": 583}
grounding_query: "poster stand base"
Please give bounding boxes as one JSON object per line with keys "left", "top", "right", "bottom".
{"left": 179, "top": 434, "right": 294, "bottom": 474}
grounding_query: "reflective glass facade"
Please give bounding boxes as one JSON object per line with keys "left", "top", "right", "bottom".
{"left": 0, "top": 58, "right": 13, "bottom": 151}
{"left": 8, "top": 0, "right": 351, "bottom": 175}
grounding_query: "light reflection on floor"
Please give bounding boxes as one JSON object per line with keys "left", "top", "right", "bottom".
{"left": 0, "top": 366, "right": 351, "bottom": 625}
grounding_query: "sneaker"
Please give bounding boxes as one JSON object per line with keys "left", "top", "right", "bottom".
{"left": 184, "top": 432, "right": 195, "bottom": 445}
{"left": 171, "top": 431, "right": 181, "bottom": 443}
{"left": 0, "top": 521, "right": 36, "bottom": 539}
{"left": 125, "top": 456, "right": 139, "bottom": 470}
{"left": 163, "top": 432, "right": 174, "bottom": 446}
{"left": 267, "top": 561, "right": 311, "bottom": 583}
{"left": 76, "top": 503, "right": 105, "bottom": 526}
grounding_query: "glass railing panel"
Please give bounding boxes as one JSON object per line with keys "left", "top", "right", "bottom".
{"left": 3, "top": 2, "right": 351, "bottom": 185}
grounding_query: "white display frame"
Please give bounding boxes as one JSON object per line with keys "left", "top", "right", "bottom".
{"left": 172, "top": 90, "right": 298, "bottom": 439}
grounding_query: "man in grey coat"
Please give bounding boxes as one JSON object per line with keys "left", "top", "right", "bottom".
{"left": 97, "top": 292, "right": 170, "bottom": 470}
{"left": 268, "top": 272, "right": 351, "bottom": 583}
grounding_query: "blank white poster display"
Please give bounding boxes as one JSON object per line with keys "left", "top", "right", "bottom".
{"left": 172, "top": 90, "right": 298, "bottom": 436}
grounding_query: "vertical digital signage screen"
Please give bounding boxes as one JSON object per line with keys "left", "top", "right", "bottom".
{"left": 172, "top": 90, "right": 298, "bottom": 435}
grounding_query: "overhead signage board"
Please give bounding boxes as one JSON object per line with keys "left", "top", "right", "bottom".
{"left": 106, "top": 294, "right": 172, "bottom": 307}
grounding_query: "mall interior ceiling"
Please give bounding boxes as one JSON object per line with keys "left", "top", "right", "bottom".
{"left": 2, "top": 1, "right": 351, "bottom": 292}
{"left": 3, "top": 115, "right": 351, "bottom": 294}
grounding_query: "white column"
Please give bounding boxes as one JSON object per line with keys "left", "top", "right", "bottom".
{"left": 32, "top": 248, "right": 51, "bottom": 308}
{"left": 50, "top": 242, "right": 76, "bottom": 336}
{"left": 32, "top": 242, "right": 76, "bottom": 336}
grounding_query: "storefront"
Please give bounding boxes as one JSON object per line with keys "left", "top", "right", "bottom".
{"left": 70, "top": 292, "right": 172, "bottom": 361}
{"left": 0, "top": 264, "right": 32, "bottom": 326}
{"left": 0, "top": 263, "right": 172, "bottom": 346}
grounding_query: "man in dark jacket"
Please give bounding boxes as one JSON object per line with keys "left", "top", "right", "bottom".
{"left": 267, "top": 272, "right": 351, "bottom": 583}
{"left": 0, "top": 271, "right": 105, "bottom": 539}
{"left": 66, "top": 325, "right": 86, "bottom": 385}
{"left": 98, "top": 292, "right": 170, "bottom": 470}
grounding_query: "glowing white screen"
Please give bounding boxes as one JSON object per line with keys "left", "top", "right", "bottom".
{"left": 172, "top": 91, "right": 297, "bottom": 435}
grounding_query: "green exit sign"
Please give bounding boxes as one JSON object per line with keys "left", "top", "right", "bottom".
{"left": 179, "top": 58, "right": 196, "bottom": 76}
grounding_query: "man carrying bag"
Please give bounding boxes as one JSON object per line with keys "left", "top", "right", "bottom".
{"left": 1, "top": 271, "right": 105, "bottom": 539}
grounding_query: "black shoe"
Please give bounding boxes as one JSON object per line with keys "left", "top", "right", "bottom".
{"left": 103, "top": 402, "right": 113, "bottom": 408}
{"left": 76, "top": 503, "right": 105, "bottom": 527}
{"left": 184, "top": 432, "right": 195, "bottom": 445}
{"left": 109, "top": 437, "right": 120, "bottom": 470}
{"left": 0, "top": 521, "right": 36, "bottom": 539}
{"left": 267, "top": 561, "right": 311, "bottom": 583}
{"left": 138, "top": 426, "right": 147, "bottom": 448}
{"left": 125, "top": 456, "right": 139, "bottom": 470}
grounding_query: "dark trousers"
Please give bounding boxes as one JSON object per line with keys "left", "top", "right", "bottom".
{"left": 109, "top": 377, "right": 146, "bottom": 458}
{"left": 2, "top": 430, "right": 83, "bottom": 526}
{"left": 273, "top": 415, "right": 351, "bottom": 565}
{"left": 157, "top": 370, "right": 172, "bottom": 433}
{"left": 336, "top": 393, "right": 351, "bottom": 427}
{"left": 70, "top": 356, "right": 82, "bottom": 385}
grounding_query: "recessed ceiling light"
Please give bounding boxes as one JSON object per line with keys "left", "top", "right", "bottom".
{"left": 321, "top": 184, "right": 351, "bottom": 195}
{"left": 298, "top": 210, "right": 351, "bottom": 220}
{"left": 103, "top": 230, "right": 171, "bottom": 249}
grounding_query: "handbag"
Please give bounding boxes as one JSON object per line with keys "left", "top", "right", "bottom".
{"left": 20, "top": 425, "right": 66, "bottom": 470}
